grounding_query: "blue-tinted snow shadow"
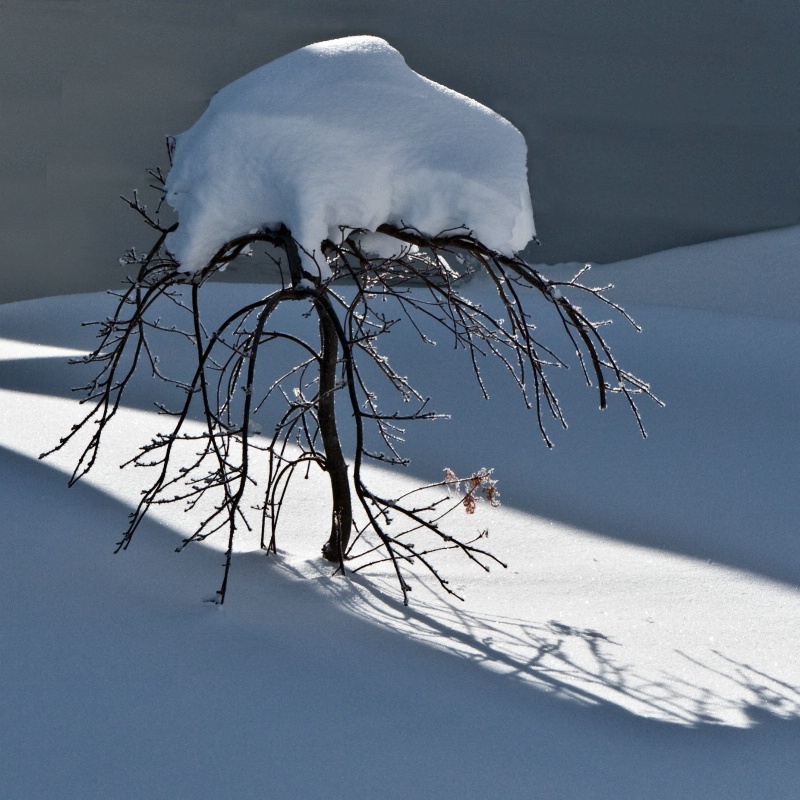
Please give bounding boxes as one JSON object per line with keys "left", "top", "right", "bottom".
{"left": 2, "top": 445, "right": 800, "bottom": 800}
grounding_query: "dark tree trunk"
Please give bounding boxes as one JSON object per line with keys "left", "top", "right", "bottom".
{"left": 317, "top": 302, "right": 352, "bottom": 563}
{"left": 274, "top": 224, "right": 352, "bottom": 562}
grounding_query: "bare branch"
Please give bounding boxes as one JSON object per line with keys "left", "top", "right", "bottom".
{"left": 48, "top": 184, "right": 657, "bottom": 604}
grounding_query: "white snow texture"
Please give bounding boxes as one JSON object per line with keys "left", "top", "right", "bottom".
{"left": 164, "top": 35, "right": 536, "bottom": 278}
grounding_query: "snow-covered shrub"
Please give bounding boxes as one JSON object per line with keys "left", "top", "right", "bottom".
{"left": 45, "top": 37, "right": 655, "bottom": 603}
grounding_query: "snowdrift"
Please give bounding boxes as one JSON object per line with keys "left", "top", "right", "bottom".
{"left": 164, "top": 36, "right": 536, "bottom": 278}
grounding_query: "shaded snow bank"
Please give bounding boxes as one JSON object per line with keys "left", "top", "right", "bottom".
{"left": 164, "top": 35, "right": 535, "bottom": 278}
{"left": 541, "top": 225, "right": 800, "bottom": 322}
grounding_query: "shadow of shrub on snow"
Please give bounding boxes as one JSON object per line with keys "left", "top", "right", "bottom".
{"left": 284, "top": 556, "right": 800, "bottom": 728}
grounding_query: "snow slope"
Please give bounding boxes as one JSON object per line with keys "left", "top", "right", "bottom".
{"left": 1, "top": 228, "right": 799, "bottom": 798}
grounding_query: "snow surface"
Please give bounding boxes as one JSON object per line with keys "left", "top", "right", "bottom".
{"left": 164, "top": 36, "right": 536, "bottom": 278}
{"left": 2, "top": 228, "right": 800, "bottom": 798}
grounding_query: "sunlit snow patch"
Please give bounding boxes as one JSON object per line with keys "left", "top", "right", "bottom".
{"left": 0, "top": 338, "right": 88, "bottom": 362}
{"left": 164, "top": 35, "right": 536, "bottom": 279}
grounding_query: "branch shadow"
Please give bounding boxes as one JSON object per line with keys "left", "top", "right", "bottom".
{"left": 6, "top": 411, "right": 797, "bottom": 736}
{"left": 280, "top": 555, "right": 800, "bottom": 729}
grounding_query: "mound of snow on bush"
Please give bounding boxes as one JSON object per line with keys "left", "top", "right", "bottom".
{"left": 164, "top": 35, "right": 536, "bottom": 278}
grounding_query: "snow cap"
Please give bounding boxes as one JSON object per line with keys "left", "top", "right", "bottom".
{"left": 164, "top": 35, "right": 536, "bottom": 278}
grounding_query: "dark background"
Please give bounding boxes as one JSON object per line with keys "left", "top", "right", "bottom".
{"left": 2, "top": 0, "right": 799, "bottom": 301}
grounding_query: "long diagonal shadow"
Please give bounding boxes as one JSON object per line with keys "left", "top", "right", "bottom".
{"left": 2, "top": 429, "right": 799, "bottom": 733}
{"left": 2, "top": 341, "right": 799, "bottom": 708}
